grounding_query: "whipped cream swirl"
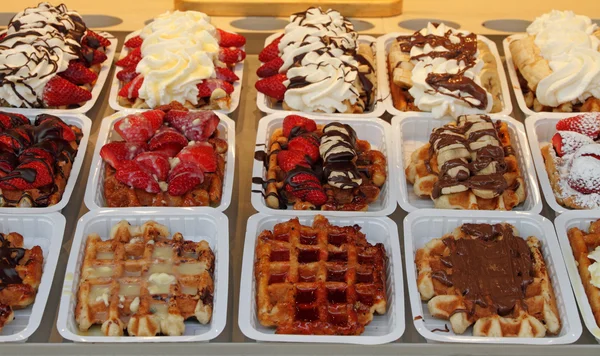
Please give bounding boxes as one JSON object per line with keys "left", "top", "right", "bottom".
{"left": 136, "top": 11, "right": 220, "bottom": 108}
{"left": 527, "top": 10, "right": 600, "bottom": 107}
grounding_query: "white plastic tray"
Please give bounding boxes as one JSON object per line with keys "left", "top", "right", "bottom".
{"left": 256, "top": 33, "right": 385, "bottom": 118}
{"left": 377, "top": 32, "right": 512, "bottom": 118}
{"left": 0, "top": 213, "right": 65, "bottom": 342}
{"left": 238, "top": 213, "right": 405, "bottom": 344}
{"left": 251, "top": 112, "right": 397, "bottom": 216}
{"left": 0, "top": 30, "right": 117, "bottom": 115}
{"left": 57, "top": 209, "right": 229, "bottom": 343}
{"left": 392, "top": 113, "right": 542, "bottom": 213}
{"left": 84, "top": 110, "right": 235, "bottom": 211}
{"left": 554, "top": 211, "right": 600, "bottom": 343}
{"left": 0, "top": 112, "right": 91, "bottom": 214}
{"left": 403, "top": 209, "right": 582, "bottom": 344}
{"left": 109, "top": 30, "right": 244, "bottom": 114}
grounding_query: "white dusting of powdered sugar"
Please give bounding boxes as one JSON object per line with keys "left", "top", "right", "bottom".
{"left": 558, "top": 113, "right": 600, "bottom": 138}
{"left": 558, "top": 131, "right": 594, "bottom": 155}
{"left": 552, "top": 143, "right": 600, "bottom": 208}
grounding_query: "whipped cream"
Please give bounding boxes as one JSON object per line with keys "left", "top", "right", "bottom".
{"left": 527, "top": 10, "right": 600, "bottom": 107}
{"left": 136, "top": 11, "right": 220, "bottom": 108}
{"left": 588, "top": 246, "right": 600, "bottom": 288}
{"left": 0, "top": 3, "right": 85, "bottom": 108}
{"left": 404, "top": 23, "right": 493, "bottom": 118}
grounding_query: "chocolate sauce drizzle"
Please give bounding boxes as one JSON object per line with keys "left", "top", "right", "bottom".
{"left": 320, "top": 123, "right": 361, "bottom": 189}
{"left": 0, "top": 233, "right": 25, "bottom": 290}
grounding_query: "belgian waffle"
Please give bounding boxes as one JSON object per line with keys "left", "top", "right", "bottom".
{"left": 415, "top": 223, "right": 561, "bottom": 337}
{"left": 0, "top": 232, "right": 44, "bottom": 332}
{"left": 567, "top": 219, "right": 600, "bottom": 326}
{"left": 405, "top": 114, "right": 526, "bottom": 210}
{"left": 75, "top": 221, "right": 215, "bottom": 337}
{"left": 255, "top": 215, "right": 387, "bottom": 335}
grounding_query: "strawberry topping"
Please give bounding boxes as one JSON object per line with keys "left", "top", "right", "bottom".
{"left": 258, "top": 35, "right": 283, "bottom": 63}
{"left": 218, "top": 47, "right": 246, "bottom": 64}
{"left": 167, "top": 161, "right": 204, "bottom": 196}
{"left": 277, "top": 150, "right": 310, "bottom": 172}
{"left": 176, "top": 142, "right": 217, "bottom": 173}
{"left": 568, "top": 154, "right": 600, "bottom": 194}
{"left": 284, "top": 170, "right": 327, "bottom": 206}
{"left": 217, "top": 29, "right": 246, "bottom": 47}
{"left": 115, "top": 161, "right": 161, "bottom": 194}
{"left": 43, "top": 76, "right": 92, "bottom": 107}
{"left": 197, "top": 79, "right": 234, "bottom": 98}
{"left": 148, "top": 127, "right": 188, "bottom": 154}
{"left": 215, "top": 67, "right": 239, "bottom": 82}
{"left": 255, "top": 73, "right": 287, "bottom": 101}
{"left": 135, "top": 151, "right": 170, "bottom": 182}
{"left": 164, "top": 111, "right": 219, "bottom": 141}
{"left": 282, "top": 115, "right": 317, "bottom": 138}
{"left": 287, "top": 133, "right": 320, "bottom": 162}
{"left": 551, "top": 131, "right": 594, "bottom": 157}
{"left": 59, "top": 61, "right": 98, "bottom": 85}
{"left": 257, "top": 57, "right": 283, "bottom": 78}
{"left": 124, "top": 35, "right": 143, "bottom": 49}
{"left": 100, "top": 142, "right": 148, "bottom": 169}
{"left": 556, "top": 113, "right": 600, "bottom": 139}
{"left": 115, "top": 47, "right": 142, "bottom": 68}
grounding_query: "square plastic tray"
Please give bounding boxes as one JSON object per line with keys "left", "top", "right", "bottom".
{"left": 238, "top": 213, "right": 405, "bottom": 344}
{"left": 57, "top": 209, "right": 229, "bottom": 342}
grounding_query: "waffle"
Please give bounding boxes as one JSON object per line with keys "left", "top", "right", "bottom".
{"left": 567, "top": 219, "right": 600, "bottom": 326}
{"left": 405, "top": 114, "right": 526, "bottom": 210}
{"left": 0, "top": 232, "right": 44, "bottom": 332}
{"left": 255, "top": 215, "right": 387, "bottom": 335}
{"left": 75, "top": 221, "right": 215, "bottom": 337}
{"left": 540, "top": 144, "right": 591, "bottom": 209}
{"left": 415, "top": 223, "right": 561, "bottom": 337}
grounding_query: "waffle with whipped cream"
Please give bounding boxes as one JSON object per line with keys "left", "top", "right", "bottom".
{"left": 75, "top": 221, "right": 215, "bottom": 337}
{"left": 405, "top": 114, "right": 526, "bottom": 210}
{"left": 255, "top": 7, "right": 377, "bottom": 114}
{"left": 509, "top": 10, "right": 600, "bottom": 113}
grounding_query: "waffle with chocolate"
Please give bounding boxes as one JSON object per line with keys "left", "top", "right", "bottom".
{"left": 405, "top": 114, "right": 526, "bottom": 210}
{"left": 0, "top": 232, "right": 44, "bottom": 332}
{"left": 255, "top": 115, "right": 387, "bottom": 211}
{"left": 255, "top": 215, "right": 387, "bottom": 335}
{"left": 415, "top": 223, "right": 561, "bottom": 337}
{"left": 567, "top": 219, "right": 600, "bottom": 326}
{"left": 75, "top": 221, "right": 215, "bottom": 337}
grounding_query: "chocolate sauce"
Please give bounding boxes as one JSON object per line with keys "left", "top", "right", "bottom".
{"left": 0, "top": 233, "right": 25, "bottom": 290}
{"left": 431, "top": 324, "right": 450, "bottom": 333}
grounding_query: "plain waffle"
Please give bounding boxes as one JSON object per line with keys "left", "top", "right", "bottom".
{"left": 415, "top": 223, "right": 561, "bottom": 337}
{"left": 254, "top": 215, "right": 387, "bottom": 335}
{"left": 75, "top": 220, "right": 215, "bottom": 337}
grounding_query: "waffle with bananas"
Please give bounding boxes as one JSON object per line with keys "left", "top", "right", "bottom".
{"left": 405, "top": 114, "right": 526, "bottom": 210}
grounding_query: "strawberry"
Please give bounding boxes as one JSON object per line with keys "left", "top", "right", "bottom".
{"left": 59, "top": 61, "right": 98, "bottom": 85}
{"left": 282, "top": 115, "right": 317, "bottom": 138}
{"left": 556, "top": 114, "right": 600, "bottom": 139}
{"left": 284, "top": 171, "right": 327, "bottom": 206}
{"left": 0, "top": 152, "right": 17, "bottom": 174}
{"left": 135, "top": 151, "right": 170, "bottom": 182}
{"left": 124, "top": 35, "right": 143, "bottom": 49}
{"left": 43, "top": 76, "right": 92, "bottom": 107}
{"left": 81, "top": 46, "right": 108, "bottom": 65}
{"left": 568, "top": 155, "right": 600, "bottom": 194}
{"left": 218, "top": 47, "right": 246, "bottom": 64}
{"left": 116, "top": 66, "right": 139, "bottom": 83}
{"left": 114, "top": 114, "right": 155, "bottom": 142}
{"left": 258, "top": 35, "right": 283, "bottom": 62}
{"left": 217, "top": 29, "right": 246, "bottom": 47}
{"left": 287, "top": 134, "right": 320, "bottom": 162}
{"left": 115, "top": 47, "right": 142, "bottom": 68}
{"left": 19, "top": 146, "right": 54, "bottom": 164}
{"left": 34, "top": 114, "right": 76, "bottom": 141}
{"left": 176, "top": 142, "right": 217, "bottom": 172}
{"left": 148, "top": 127, "right": 188, "bottom": 153}
{"left": 255, "top": 73, "right": 287, "bottom": 101}
{"left": 0, "top": 126, "right": 33, "bottom": 153}
{"left": 118, "top": 74, "right": 144, "bottom": 99}
{"left": 141, "top": 110, "right": 165, "bottom": 131}
{"left": 0, "top": 112, "right": 29, "bottom": 132}
{"left": 100, "top": 141, "right": 147, "bottom": 169}
{"left": 277, "top": 150, "right": 310, "bottom": 172}
{"left": 256, "top": 57, "right": 283, "bottom": 78}
{"left": 197, "top": 79, "right": 234, "bottom": 98}
{"left": 0, "top": 160, "right": 54, "bottom": 190}
{"left": 575, "top": 144, "right": 600, "bottom": 160}
{"left": 167, "top": 161, "right": 204, "bottom": 196}
{"left": 115, "top": 161, "right": 161, "bottom": 193}
{"left": 0, "top": 33, "right": 6, "bottom": 42}
{"left": 165, "top": 111, "right": 219, "bottom": 141}
{"left": 215, "top": 67, "right": 239, "bottom": 82}
{"left": 83, "top": 30, "right": 111, "bottom": 49}
{"left": 551, "top": 131, "right": 593, "bottom": 157}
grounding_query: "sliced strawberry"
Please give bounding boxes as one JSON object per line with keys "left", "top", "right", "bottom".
{"left": 118, "top": 74, "right": 144, "bottom": 99}
{"left": 116, "top": 47, "right": 142, "bottom": 68}
{"left": 551, "top": 131, "right": 594, "bottom": 157}
{"left": 167, "top": 161, "right": 204, "bottom": 196}
{"left": 256, "top": 57, "right": 283, "bottom": 78}
{"left": 277, "top": 150, "right": 310, "bottom": 172}
{"left": 258, "top": 35, "right": 283, "bottom": 62}
{"left": 81, "top": 46, "right": 108, "bottom": 65}
{"left": 287, "top": 134, "right": 320, "bottom": 162}
{"left": 0, "top": 160, "right": 54, "bottom": 190}
{"left": 83, "top": 30, "right": 111, "bottom": 49}
{"left": 42, "top": 76, "right": 92, "bottom": 107}
{"left": 19, "top": 146, "right": 54, "bottom": 164}
{"left": 556, "top": 114, "right": 600, "bottom": 139}
{"left": 164, "top": 110, "right": 219, "bottom": 141}
{"left": 575, "top": 144, "right": 600, "bottom": 160}
{"left": 0, "top": 126, "right": 33, "bottom": 153}
{"left": 116, "top": 66, "right": 139, "bottom": 83}
{"left": 0, "top": 112, "right": 29, "bottom": 132}
{"left": 124, "top": 35, "right": 143, "bottom": 49}
{"left": 58, "top": 61, "right": 98, "bottom": 85}
{"left": 282, "top": 115, "right": 317, "bottom": 138}
{"left": 0, "top": 33, "right": 6, "bottom": 42}
{"left": 100, "top": 141, "right": 147, "bottom": 169}
{"left": 176, "top": 142, "right": 217, "bottom": 173}
{"left": 255, "top": 73, "right": 287, "bottom": 101}
{"left": 568, "top": 155, "right": 600, "bottom": 194}
{"left": 217, "top": 29, "right": 246, "bottom": 47}
{"left": 141, "top": 110, "right": 165, "bottom": 131}
{"left": 114, "top": 114, "right": 155, "bottom": 142}
{"left": 218, "top": 47, "right": 246, "bottom": 64}
{"left": 0, "top": 152, "right": 17, "bottom": 174}
{"left": 215, "top": 67, "right": 239, "bottom": 82}
{"left": 135, "top": 151, "right": 170, "bottom": 182}
{"left": 115, "top": 161, "right": 161, "bottom": 193}
{"left": 197, "top": 79, "right": 234, "bottom": 98}
{"left": 284, "top": 171, "right": 327, "bottom": 206}
{"left": 148, "top": 127, "right": 188, "bottom": 153}
{"left": 34, "top": 114, "right": 76, "bottom": 141}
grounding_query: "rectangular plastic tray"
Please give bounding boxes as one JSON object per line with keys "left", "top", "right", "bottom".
{"left": 0, "top": 213, "right": 65, "bottom": 342}
{"left": 0, "top": 112, "right": 91, "bottom": 214}
{"left": 84, "top": 110, "right": 235, "bottom": 211}
{"left": 392, "top": 113, "right": 541, "bottom": 213}
{"left": 377, "top": 32, "right": 512, "bottom": 117}
{"left": 256, "top": 33, "right": 385, "bottom": 118}
{"left": 251, "top": 112, "right": 397, "bottom": 216}
{"left": 57, "top": 209, "right": 229, "bottom": 343}
{"left": 403, "top": 209, "right": 581, "bottom": 344}
{"left": 0, "top": 30, "right": 117, "bottom": 115}
{"left": 108, "top": 30, "right": 244, "bottom": 114}
{"left": 238, "top": 213, "right": 405, "bottom": 344}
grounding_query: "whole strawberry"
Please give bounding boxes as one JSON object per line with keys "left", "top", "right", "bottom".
{"left": 255, "top": 73, "right": 287, "bottom": 101}
{"left": 282, "top": 115, "right": 317, "bottom": 138}
{"left": 551, "top": 131, "right": 594, "bottom": 157}
{"left": 556, "top": 114, "right": 600, "bottom": 139}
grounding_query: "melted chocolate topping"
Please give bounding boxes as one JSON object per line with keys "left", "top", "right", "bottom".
{"left": 0, "top": 233, "right": 25, "bottom": 291}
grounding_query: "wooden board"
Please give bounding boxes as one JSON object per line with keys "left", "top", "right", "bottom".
{"left": 174, "top": 0, "right": 403, "bottom": 17}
